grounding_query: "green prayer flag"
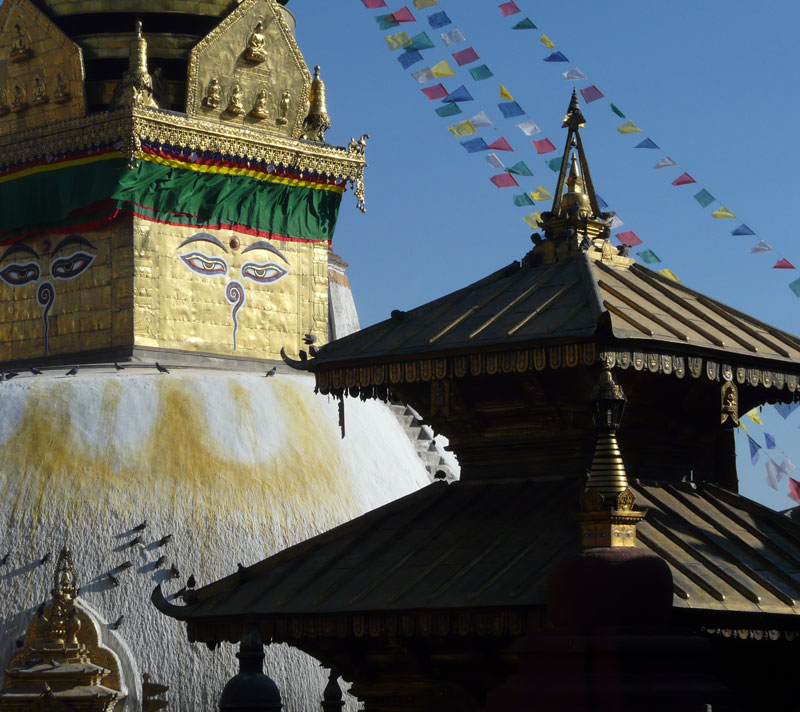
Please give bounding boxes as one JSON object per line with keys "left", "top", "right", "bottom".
{"left": 693, "top": 189, "right": 715, "bottom": 208}
{"left": 375, "top": 14, "right": 400, "bottom": 30}
{"left": 468, "top": 64, "right": 494, "bottom": 81}
{"left": 610, "top": 103, "right": 625, "bottom": 118}
{"left": 637, "top": 249, "right": 661, "bottom": 264}
{"left": 435, "top": 103, "right": 461, "bottom": 117}
{"left": 790, "top": 277, "right": 800, "bottom": 298}
{"left": 546, "top": 157, "right": 563, "bottom": 172}
{"left": 507, "top": 161, "right": 533, "bottom": 176}
{"left": 512, "top": 18, "right": 537, "bottom": 30}
{"left": 513, "top": 192, "right": 536, "bottom": 206}
{"left": 409, "top": 31, "right": 435, "bottom": 50}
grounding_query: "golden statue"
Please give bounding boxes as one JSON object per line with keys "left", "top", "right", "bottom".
{"left": 226, "top": 84, "right": 245, "bottom": 115}
{"left": 244, "top": 21, "right": 268, "bottom": 63}
{"left": 0, "top": 88, "right": 9, "bottom": 116}
{"left": 10, "top": 23, "right": 32, "bottom": 63}
{"left": 276, "top": 90, "right": 290, "bottom": 125}
{"left": 11, "top": 84, "right": 27, "bottom": 112}
{"left": 204, "top": 77, "right": 222, "bottom": 109}
{"left": 32, "top": 76, "right": 48, "bottom": 105}
{"left": 53, "top": 73, "right": 71, "bottom": 103}
{"left": 249, "top": 89, "right": 270, "bottom": 119}
{"left": 721, "top": 381, "right": 739, "bottom": 426}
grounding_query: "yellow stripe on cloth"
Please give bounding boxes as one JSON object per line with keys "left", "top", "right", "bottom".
{"left": 0, "top": 151, "right": 125, "bottom": 185}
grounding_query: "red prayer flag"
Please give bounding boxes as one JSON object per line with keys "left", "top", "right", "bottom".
{"left": 453, "top": 47, "right": 480, "bottom": 66}
{"left": 579, "top": 85, "right": 604, "bottom": 103}
{"left": 392, "top": 6, "right": 416, "bottom": 22}
{"left": 774, "top": 258, "right": 796, "bottom": 269}
{"left": 671, "top": 172, "right": 696, "bottom": 186}
{"left": 487, "top": 137, "right": 514, "bottom": 151}
{"left": 499, "top": 0, "right": 521, "bottom": 17}
{"left": 789, "top": 477, "right": 800, "bottom": 505}
{"left": 490, "top": 173, "right": 519, "bottom": 188}
{"left": 533, "top": 138, "right": 557, "bottom": 154}
{"left": 361, "top": 0, "right": 388, "bottom": 7}
{"left": 616, "top": 231, "right": 643, "bottom": 247}
{"left": 422, "top": 84, "right": 448, "bottom": 100}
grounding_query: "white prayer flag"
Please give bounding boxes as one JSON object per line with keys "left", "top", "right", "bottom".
{"left": 610, "top": 215, "right": 624, "bottom": 229}
{"left": 411, "top": 67, "right": 436, "bottom": 83}
{"left": 515, "top": 120, "right": 541, "bottom": 136}
{"left": 440, "top": 29, "right": 466, "bottom": 46}
{"left": 653, "top": 156, "right": 677, "bottom": 170}
{"left": 470, "top": 111, "right": 493, "bottom": 128}
{"left": 749, "top": 240, "right": 774, "bottom": 254}
{"left": 485, "top": 153, "right": 505, "bottom": 169}
{"left": 781, "top": 456, "right": 797, "bottom": 476}
{"left": 766, "top": 457, "right": 782, "bottom": 490}
{"left": 563, "top": 67, "right": 587, "bottom": 81}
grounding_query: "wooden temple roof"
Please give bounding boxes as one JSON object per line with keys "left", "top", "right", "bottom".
{"left": 154, "top": 478, "right": 800, "bottom": 639}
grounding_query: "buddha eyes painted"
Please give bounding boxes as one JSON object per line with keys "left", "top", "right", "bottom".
{"left": 51, "top": 251, "right": 95, "bottom": 280}
{"left": 180, "top": 251, "right": 228, "bottom": 277}
{"left": 241, "top": 261, "right": 287, "bottom": 285}
{"left": 0, "top": 262, "right": 40, "bottom": 287}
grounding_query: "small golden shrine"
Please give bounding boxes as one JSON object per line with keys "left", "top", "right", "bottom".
{"left": 0, "top": 546, "right": 123, "bottom": 711}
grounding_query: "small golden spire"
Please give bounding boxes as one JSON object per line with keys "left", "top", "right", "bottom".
{"left": 301, "top": 65, "right": 331, "bottom": 143}
{"left": 110, "top": 20, "right": 158, "bottom": 109}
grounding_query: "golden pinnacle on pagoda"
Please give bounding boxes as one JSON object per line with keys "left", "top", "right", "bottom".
{"left": 110, "top": 20, "right": 158, "bottom": 109}
{"left": 301, "top": 64, "right": 331, "bottom": 143}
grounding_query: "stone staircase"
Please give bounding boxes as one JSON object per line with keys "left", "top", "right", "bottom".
{"left": 387, "top": 400, "right": 458, "bottom": 482}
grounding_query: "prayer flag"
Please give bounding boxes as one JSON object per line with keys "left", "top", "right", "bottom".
{"left": 580, "top": 85, "right": 604, "bottom": 103}
{"left": 499, "top": 101, "right": 525, "bottom": 118}
{"left": 435, "top": 103, "right": 461, "bottom": 117}
{"left": 765, "top": 432, "right": 776, "bottom": 450}
{"left": 712, "top": 206, "right": 736, "bottom": 219}
{"left": 427, "top": 11, "right": 451, "bottom": 28}
{"left": 385, "top": 31, "right": 412, "bottom": 50}
{"left": 469, "top": 65, "right": 494, "bottom": 81}
{"left": 540, "top": 34, "right": 555, "bottom": 49}
{"left": 413, "top": 0, "right": 437, "bottom": 7}
{"left": 616, "top": 230, "right": 642, "bottom": 247}
{"left": 486, "top": 153, "right": 505, "bottom": 169}
{"left": 788, "top": 477, "right": 800, "bottom": 505}
{"left": 748, "top": 434, "right": 762, "bottom": 465}
{"left": 546, "top": 157, "right": 563, "bottom": 172}
{"left": 499, "top": 0, "right": 521, "bottom": 16}
{"left": 461, "top": 137, "right": 489, "bottom": 153}
{"left": 610, "top": 103, "right": 625, "bottom": 118}
{"left": 790, "top": 277, "right": 800, "bottom": 298}
{"left": 775, "top": 402, "right": 799, "bottom": 419}
{"left": 617, "top": 120, "right": 642, "bottom": 134}
{"left": 774, "top": 258, "right": 796, "bottom": 269}
{"left": 362, "top": 0, "right": 388, "bottom": 8}
{"left": 732, "top": 224, "right": 755, "bottom": 236}
{"left": 442, "top": 85, "right": 473, "bottom": 103}
{"left": 500, "top": 84, "right": 514, "bottom": 100}
{"left": 393, "top": 6, "right": 416, "bottom": 22}
{"left": 453, "top": 47, "right": 480, "bottom": 66}
{"left": 487, "top": 137, "right": 514, "bottom": 151}
{"left": 432, "top": 59, "right": 455, "bottom": 77}
{"left": 596, "top": 195, "right": 608, "bottom": 209}
{"left": 658, "top": 268, "right": 680, "bottom": 282}
{"left": 530, "top": 185, "right": 552, "bottom": 202}
{"left": 749, "top": 240, "right": 774, "bottom": 254}
{"left": 513, "top": 18, "right": 537, "bottom": 30}
{"left": 398, "top": 49, "right": 424, "bottom": 68}
{"left": 533, "top": 137, "right": 557, "bottom": 154}
{"left": 635, "top": 138, "right": 659, "bottom": 149}
{"left": 448, "top": 119, "right": 476, "bottom": 137}
{"left": 654, "top": 156, "right": 677, "bottom": 169}
{"left": 782, "top": 457, "right": 797, "bottom": 475}
{"left": 746, "top": 408, "right": 764, "bottom": 425}
{"left": 524, "top": 212, "right": 543, "bottom": 228}
{"left": 637, "top": 249, "right": 661, "bottom": 264}
{"left": 513, "top": 193, "right": 535, "bottom": 206}
{"left": 491, "top": 173, "right": 519, "bottom": 188}
{"left": 470, "top": 111, "right": 493, "bottom": 128}
{"left": 376, "top": 13, "right": 400, "bottom": 29}
{"left": 671, "top": 172, "right": 696, "bottom": 186}
{"left": 441, "top": 29, "right": 466, "bottom": 46}
{"left": 693, "top": 189, "right": 715, "bottom": 208}
{"left": 507, "top": 161, "right": 533, "bottom": 176}
{"left": 563, "top": 67, "right": 587, "bottom": 81}
{"left": 739, "top": 420, "right": 748, "bottom": 434}
{"left": 766, "top": 458, "right": 782, "bottom": 490}
{"left": 515, "top": 120, "right": 541, "bottom": 135}
{"left": 544, "top": 51, "right": 569, "bottom": 62}
{"left": 412, "top": 67, "right": 436, "bottom": 82}
{"left": 421, "top": 83, "right": 448, "bottom": 100}
{"left": 409, "top": 32, "right": 435, "bottom": 50}
{"left": 610, "top": 215, "right": 624, "bottom": 229}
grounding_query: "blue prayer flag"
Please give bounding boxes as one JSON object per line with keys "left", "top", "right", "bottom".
{"left": 398, "top": 48, "right": 423, "bottom": 68}
{"left": 765, "top": 432, "right": 776, "bottom": 450}
{"left": 731, "top": 224, "right": 756, "bottom": 236}
{"left": 428, "top": 11, "right": 451, "bottom": 28}
{"left": 498, "top": 101, "right": 525, "bottom": 118}
{"left": 544, "top": 51, "right": 569, "bottom": 62}
{"left": 596, "top": 195, "right": 608, "bottom": 209}
{"left": 442, "top": 85, "right": 473, "bottom": 103}
{"left": 775, "top": 402, "right": 800, "bottom": 419}
{"left": 460, "top": 137, "right": 488, "bottom": 153}
{"left": 748, "top": 435, "right": 761, "bottom": 465}
{"left": 635, "top": 138, "right": 659, "bottom": 149}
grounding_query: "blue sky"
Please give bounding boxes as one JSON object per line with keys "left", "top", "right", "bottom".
{"left": 289, "top": 1, "right": 800, "bottom": 510}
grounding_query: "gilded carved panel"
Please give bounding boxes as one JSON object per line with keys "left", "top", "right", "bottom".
{"left": 0, "top": 0, "right": 86, "bottom": 135}
{"left": 186, "top": 0, "right": 311, "bottom": 138}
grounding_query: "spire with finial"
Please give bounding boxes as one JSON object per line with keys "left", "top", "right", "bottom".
{"left": 301, "top": 65, "right": 331, "bottom": 143}
{"left": 110, "top": 20, "right": 158, "bottom": 109}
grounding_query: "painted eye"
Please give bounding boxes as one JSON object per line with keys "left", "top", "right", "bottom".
{"left": 51, "top": 251, "right": 95, "bottom": 280}
{"left": 0, "top": 262, "right": 40, "bottom": 286}
{"left": 180, "top": 251, "right": 228, "bottom": 277}
{"left": 241, "top": 261, "right": 288, "bottom": 285}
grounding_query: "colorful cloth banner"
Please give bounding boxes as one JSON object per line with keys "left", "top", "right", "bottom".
{"left": 693, "top": 189, "right": 715, "bottom": 208}
{"left": 362, "top": 0, "right": 388, "bottom": 8}
{"left": 533, "top": 138, "right": 557, "bottom": 154}
{"left": 409, "top": 31, "right": 435, "bottom": 50}
{"left": 766, "top": 458, "right": 782, "bottom": 490}
{"left": 441, "top": 29, "right": 466, "bottom": 45}
{"left": 413, "top": 0, "right": 438, "bottom": 7}
{"left": 765, "top": 432, "right": 776, "bottom": 450}
{"left": 616, "top": 230, "right": 642, "bottom": 247}
{"left": 422, "top": 83, "right": 448, "bottom": 99}
{"left": 749, "top": 240, "right": 774, "bottom": 254}
{"left": 539, "top": 34, "right": 555, "bottom": 49}
{"left": 790, "top": 277, "right": 800, "bottom": 297}
{"left": 453, "top": 46, "right": 480, "bottom": 65}
{"left": 392, "top": 6, "right": 416, "bottom": 22}
{"left": 470, "top": 110, "right": 493, "bottom": 128}
{"left": 498, "top": 101, "right": 525, "bottom": 118}
{"left": 658, "top": 268, "right": 680, "bottom": 282}
{"left": 596, "top": 195, "right": 608, "bottom": 209}
{"left": 385, "top": 31, "right": 412, "bottom": 50}
{"left": 546, "top": 157, "right": 563, "bottom": 172}
{"left": 544, "top": 51, "right": 569, "bottom": 62}
{"left": 487, "top": 137, "right": 514, "bottom": 151}
{"left": 461, "top": 138, "right": 489, "bottom": 153}
{"left": 637, "top": 249, "right": 661, "bottom": 264}
{"left": 530, "top": 185, "right": 552, "bottom": 202}
{"left": 788, "top": 477, "right": 800, "bottom": 505}
{"left": 486, "top": 153, "right": 505, "bottom": 169}
{"left": 711, "top": 206, "right": 735, "bottom": 218}
{"left": 563, "top": 67, "right": 587, "bottom": 80}
{"left": 617, "top": 120, "right": 642, "bottom": 135}
{"left": 774, "top": 258, "right": 795, "bottom": 269}
{"left": 499, "top": 0, "right": 521, "bottom": 16}
{"left": 442, "top": 85, "right": 473, "bottom": 102}
{"left": 507, "top": 161, "right": 533, "bottom": 176}
{"left": 448, "top": 119, "right": 477, "bottom": 137}
{"left": 513, "top": 193, "right": 535, "bottom": 206}
{"left": 579, "top": 85, "right": 604, "bottom": 103}
{"left": 435, "top": 103, "right": 461, "bottom": 117}
{"left": 610, "top": 215, "right": 624, "bottom": 229}
{"left": 523, "top": 211, "right": 543, "bottom": 228}
{"left": 499, "top": 84, "right": 514, "bottom": 100}
{"left": 469, "top": 65, "right": 494, "bottom": 81}
{"left": 775, "top": 402, "right": 800, "bottom": 419}
{"left": 412, "top": 67, "right": 436, "bottom": 82}
{"left": 376, "top": 13, "right": 400, "bottom": 29}
{"left": 398, "top": 49, "right": 424, "bottom": 68}
{"left": 671, "top": 172, "right": 696, "bottom": 186}
{"left": 654, "top": 156, "right": 677, "bottom": 169}
{"left": 745, "top": 408, "right": 763, "bottom": 425}
{"left": 610, "top": 104, "right": 625, "bottom": 118}
{"left": 515, "top": 120, "right": 541, "bottom": 135}
{"left": 731, "top": 224, "right": 755, "bottom": 236}
{"left": 512, "top": 18, "right": 537, "bottom": 29}
{"left": 635, "top": 138, "right": 659, "bottom": 149}
{"left": 428, "top": 11, "right": 452, "bottom": 28}
{"left": 432, "top": 59, "right": 455, "bottom": 77}
{"left": 491, "top": 173, "right": 519, "bottom": 188}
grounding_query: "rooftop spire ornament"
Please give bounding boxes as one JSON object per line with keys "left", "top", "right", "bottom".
{"left": 301, "top": 65, "right": 331, "bottom": 143}
{"left": 110, "top": 20, "right": 158, "bottom": 109}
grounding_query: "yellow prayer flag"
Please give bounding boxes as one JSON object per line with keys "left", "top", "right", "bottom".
{"left": 530, "top": 185, "right": 552, "bottom": 202}
{"left": 617, "top": 120, "right": 642, "bottom": 135}
{"left": 658, "top": 268, "right": 680, "bottom": 282}
{"left": 712, "top": 206, "right": 736, "bottom": 219}
{"left": 523, "top": 212, "right": 543, "bottom": 228}
{"left": 499, "top": 84, "right": 514, "bottom": 101}
{"left": 413, "top": 0, "right": 438, "bottom": 7}
{"left": 448, "top": 120, "right": 476, "bottom": 138}
{"left": 745, "top": 408, "right": 764, "bottom": 425}
{"left": 540, "top": 34, "right": 555, "bottom": 49}
{"left": 432, "top": 59, "right": 455, "bottom": 77}
{"left": 385, "top": 31, "right": 412, "bottom": 51}
{"left": 738, "top": 420, "right": 749, "bottom": 433}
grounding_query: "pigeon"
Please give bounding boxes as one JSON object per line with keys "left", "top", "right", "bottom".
{"left": 15, "top": 638, "right": 23, "bottom": 648}
{"left": 298, "top": 350, "right": 308, "bottom": 362}
{"left": 155, "top": 362, "right": 170, "bottom": 374}
{"left": 114, "top": 362, "right": 125, "bottom": 371}
{"left": 40, "top": 553, "right": 51, "bottom": 566}
{"left": 303, "top": 333, "right": 317, "bottom": 345}
{"left": 23, "top": 657, "right": 43, "bottom": 668}
{"left": 5, "top": 371, "right": 18, "bottom": 380}
{"left": 169, "top": 564, "right": 180, "bottom": 579}
{"left": 50, "top": 659, "right": 62, "bottom": 668}
{"left": 30, "top": 367, "right": 42, "bottom": 375}
{"left": 65, "top": 366, "right": 79, "bottom": 377}
{"left": 265, "top": 367, "right": 276, "bottom": 377}
{"left": 110, "top": 615, "right": 124, "bottom": 630}
{"left": 0, "top": 552, "right": 9, "bottom": 566}
{"left": 0, "top": 373, "right": 5, "bottom": 383}
{"left": 236, "top": 563, "right": 247, "bottom": 580}
{"left": 128, "top": 536, "right": 143, "bottom": 548}
{"left": 158, "top": 534, "right": 172, "bottom": 547}
{"left": 132, "top": 521, "right": 147, "bottom": 532}
{"left": 154, "top": 555, "right": 167, "bottom": 569}
{"left": 116, "top": 561, "right": 133, "bottom": 571}
{"left": 37, "top": 603, "right": 45, "bottom": 618}
{"left": 390, "top": 309, "right": 405, "bottom": 323}
{"left": 187, "top": 574, "right": 196, "bottom": 589}
{"left": 309, "top": 345, "right": 318, "bottom": 357}
{"left": 107, "top": 573, "right": 120, "bottom": 587}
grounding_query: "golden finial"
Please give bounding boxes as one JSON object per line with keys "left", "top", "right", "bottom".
{"left": 301, "top": 65, "right": 331, "bottom": 143}
{"left": 110, "top": 20, "right": 158, "bottom": 108}
{"left": 562, "top": 87, "right": 586, "bottom": 129}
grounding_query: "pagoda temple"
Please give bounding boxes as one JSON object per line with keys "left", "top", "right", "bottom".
{"left": 156, "top": 92, "right": 800, "bottom": 711}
